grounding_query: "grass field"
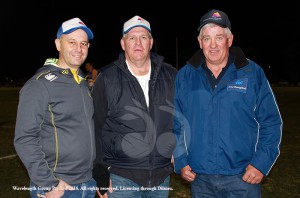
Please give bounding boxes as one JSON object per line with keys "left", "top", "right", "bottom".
{"left": 0, "top": 87, "right": 299, "bottom": 198}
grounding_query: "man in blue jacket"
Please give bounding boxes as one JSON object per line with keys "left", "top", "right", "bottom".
{"left": 173, "top": 9, "right": 283, "bottom": 197}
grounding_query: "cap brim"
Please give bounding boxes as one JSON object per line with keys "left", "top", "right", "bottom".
{"left": 123, "top": 25, "right": 151, "bottom": 35}
{"left": 63, "top": 27, "right": 94, "bottom": 40}
{"left": 198, "top": 22, "right": 228, "bottom": 31}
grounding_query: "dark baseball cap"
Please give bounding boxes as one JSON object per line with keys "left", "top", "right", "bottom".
{"left": 198, "top": 9, "right": 231, "bottom": 31}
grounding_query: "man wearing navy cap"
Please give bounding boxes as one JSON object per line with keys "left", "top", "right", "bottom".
{"left": 92, "top": 15, "right": 177, "bottom": 198}
{"left": 173, "top": 9, "right": 283, "bottom": 197}
{"left": 14, "top": 17, "right": 97, "bottom": 198}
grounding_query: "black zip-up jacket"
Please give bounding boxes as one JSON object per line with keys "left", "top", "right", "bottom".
{"left": 92, "top": 52, "right": 177, "bottom": 189}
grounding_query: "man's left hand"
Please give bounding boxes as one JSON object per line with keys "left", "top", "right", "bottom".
{"left": 242, "top": 164, "right": 264, "bottom": 184}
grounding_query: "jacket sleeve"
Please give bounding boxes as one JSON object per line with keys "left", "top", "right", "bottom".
{"left": 91, "top": 74, "right": 110, "bottom": 195}
{"left": 172, "top": 72, "right": 189, "bottom": 174}
{"left": 14, "top": 80, "right": 59, "bottom": 188}
{"left": 250, "top": 68, "right": 283, "bottom": 176}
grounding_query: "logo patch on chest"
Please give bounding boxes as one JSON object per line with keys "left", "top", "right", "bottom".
{"left": 227, "top": 78, "right": 248, "bottom": 93}
{"left": 45, "top": 73, "right": 58, "bottom": 82}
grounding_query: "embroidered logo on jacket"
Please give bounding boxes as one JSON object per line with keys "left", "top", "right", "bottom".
{"left": 61, "top": 70, "right": 69, "bottom": 75}
{"left": 227, "top": 78, "right": 248, "bottom": 93}
{"left": 45, "top": 73, "right": 58, "bottom": 82}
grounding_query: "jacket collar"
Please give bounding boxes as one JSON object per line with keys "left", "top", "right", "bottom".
{"left": 187, "top": 46, "right": 249, "bottom": 69}
{"left": 114, "top": 52, "right": 165, "bottom": 80}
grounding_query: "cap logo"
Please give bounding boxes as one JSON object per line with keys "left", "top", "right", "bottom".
{"left": 204, "top": 12, "right": 223, "bottom": 22}
{"left": 137, "top": 17, "right": 145, "bottom": 22}
{"left": 212, "top": 12, "right": 222, "bottom": 18}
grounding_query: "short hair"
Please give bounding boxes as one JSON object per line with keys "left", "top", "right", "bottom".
{"left": 199, "top": 23, "right": 232, "bottom": 39}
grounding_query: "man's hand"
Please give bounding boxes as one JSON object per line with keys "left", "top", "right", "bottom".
{"left": 45, "top": 179, "right": 74, "bottom": 198}
{"left": 180, "top": 165, "right": 196, "bottom": 182}
{"left": 97, "top": 179, "right": 112, "bottom": 198}
{"left": 242, "top": 164, "right": 264, "bottom": 184}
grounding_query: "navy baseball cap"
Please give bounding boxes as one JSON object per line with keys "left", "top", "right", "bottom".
{"left": 198, "top": 9, "right": 231, "bottom": 31}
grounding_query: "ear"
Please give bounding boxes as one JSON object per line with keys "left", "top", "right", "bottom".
{"left": 228, "top": 34, "right": 234, "bottom": 47}
{"left": 149, "top": 38, "right": 154, "bottom": 50}
{"left": 55, "top": 39, "right": 61, "bottom": 51}
{"left": 120, "top": 38, "right": 125, "bottom": 51}
{"left": 197, "top": 36, "right": 203, "bottom": 49}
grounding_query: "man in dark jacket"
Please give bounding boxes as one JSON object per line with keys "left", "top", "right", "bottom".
{"left": 14, "top": 17, "right": 97, "bottom": 198}
{"left": 92, "top": 15, "right": 177, "bottom": 198}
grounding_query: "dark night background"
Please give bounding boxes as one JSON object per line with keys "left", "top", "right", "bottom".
{"left": 2, "top": 1, "right": 300, "bottom": 85}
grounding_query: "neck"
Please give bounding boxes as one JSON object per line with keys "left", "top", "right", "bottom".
{"left": 207, "top": 62, "right": 227, "bottom": 78}
{"left": 126, "top": 60, "right": 151, "bottom": 76}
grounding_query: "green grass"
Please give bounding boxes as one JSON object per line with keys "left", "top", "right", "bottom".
{"left": 0, "top": 87, "right": 299, "bottom": 198}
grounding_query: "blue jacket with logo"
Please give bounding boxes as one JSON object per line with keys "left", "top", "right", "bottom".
{"left": 173, "top": 47, "right": 283, "bottom": 176}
